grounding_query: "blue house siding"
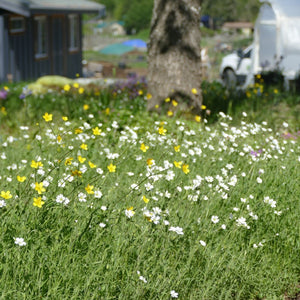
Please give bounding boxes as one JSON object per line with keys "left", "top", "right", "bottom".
{"left": 0, "top": 15, "right": 4, "bottom": 82}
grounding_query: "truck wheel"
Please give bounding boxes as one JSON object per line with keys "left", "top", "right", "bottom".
{"left": 224, "top": 69, "right": 237, "bottom": 89}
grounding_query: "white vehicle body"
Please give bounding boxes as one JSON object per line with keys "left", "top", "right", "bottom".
{"left": 219, "top": 45, "right": 253, "bottom": 88}
{"left": 220, "top": 0, "right": 300, "bottom": 89}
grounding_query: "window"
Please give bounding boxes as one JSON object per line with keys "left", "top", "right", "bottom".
{"left": 34, "top": 16, "right": 48, "bottom": 59}
{"left": 9, "top": 16, "right": 25, "bottom": 34}
{"left": 68, "top": 14, "right": 79, "bottom": 52}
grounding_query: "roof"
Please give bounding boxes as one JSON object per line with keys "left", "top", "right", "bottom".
{"left": 222, "top": 22, "right": 254, "bottom": 29}
{"left": 0, "top": 0, "right": 105, "bottom": 17}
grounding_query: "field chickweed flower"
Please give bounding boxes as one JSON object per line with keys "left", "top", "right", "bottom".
{"left": 170, "top": 290, "right": 179, "bottom": 298}
{"left": 14, "top": 237, "right": 26, "bottom": 246}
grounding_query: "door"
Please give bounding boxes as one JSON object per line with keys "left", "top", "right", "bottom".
{"left": 51, "top": 16, "right": 67, "bottom": 76}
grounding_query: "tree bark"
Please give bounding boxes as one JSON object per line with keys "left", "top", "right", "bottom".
{"left": 147, "top": 0, "right": 202, "bottom": 112}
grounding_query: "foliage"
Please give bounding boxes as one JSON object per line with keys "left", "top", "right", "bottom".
{"left": 0, "top": 81, "right": 299, "bottom": 299}
{"left": 202, "top": 0, "right": 261, "bottom": 22}
{"left": 93, "top": 0, "right": 153, "bottom": 33}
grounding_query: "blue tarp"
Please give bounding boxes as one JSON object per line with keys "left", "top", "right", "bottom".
{"left": 99, "top": 43, "right": 135, "bottom": 55}
{"left": 122, "top": 39, "right": 147, "bottom": 48}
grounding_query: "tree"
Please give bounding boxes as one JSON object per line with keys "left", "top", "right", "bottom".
{"left": 147, "top": 0, "right": 202, "bottom": 112}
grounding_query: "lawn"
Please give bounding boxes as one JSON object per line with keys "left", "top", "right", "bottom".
{"left": 0, "top": 81, "right": 299, "bottom": 299}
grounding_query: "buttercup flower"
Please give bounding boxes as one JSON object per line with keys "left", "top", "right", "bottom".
{"left": 1, "top": 191, "right": 12, "bottom": 199}
{"left": 43, "top": 113, "right": 52, "bottom": 122}
{"left": 33, "top": 197, "right": 45, "bottom": 208}
{"left": 107, "top": 163, "right": 116, "bottom": 173}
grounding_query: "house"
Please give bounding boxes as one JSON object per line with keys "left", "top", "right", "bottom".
{"left": 0, "top": 0, "right": 105, "bottom": 83}
{"left": 222, "top": 22, "right": 254, "bottom": 37}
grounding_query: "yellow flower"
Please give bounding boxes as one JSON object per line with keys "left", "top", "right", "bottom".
{"left": 31, "top": 160, "right": 43, "bottom": 169}
{"left": 71, "top": 169, "right": 82, "bottom": 177}
{"left": 155, "top": 104, "right": 159, "bottom": 109}
{"left": 75, "top": 128, "right": 83, "bottom": 134}
{"left": 138, "top": 90, "right": 143, "bottom": 95}
{"left": 256, "top": 74, "right": 261, "bottom": 79}
{"left": 246, "top": 91, "right": 251, "bottom": 98}
{"left": 64, "top": 84, "right": 71, "bottom": 92}
{"left": 76, "top": 73, "right": 80, "bottom": 78}
{"left": 146, "top": 93, "right": 152, "bottom": 100}
{"left": 65, "top": 157, "right": 73, "bottom": 166}
{"left": 165, "top": 97, "right": 170, "bottom": 102}
{"left": 105, "top": 108, "right": 110, "bottom": 115}
{"left": 158, "top": 126, "right": 167, "bottom": 135}
{"left": 57, "top": 135, "right": 62, "bottom": 143}
{"left": 172, "top": 100, "right": 178, "bottom": 107}
{"left": 107, "top": 163, "right": 116, "bottom": 173}
{"left": 80, "top": 143, "right": 88, "bottom": 150}
{"left": 140, "top": 143, "right": 149, "bottom": 152}
{"left": 274, "top": 89, "right": 278, "bottom": 94}
{"left": 191, "top": 88, "right": 198, "bottom": 94}
{"left": 201, "top": 105, "right": 207, "bottom": 110}
{"left": 17, "top": 175, "right": 26, "bottom": 182}
{"left": 92, "top": 127, "right": 102, "bottom": 136}
{"left": 167, "top": 110, "right": 173, "bottom": 117}
{"left": 78, "top": 156, "right": 86, "bottom": 163}
{"left": 195, "top": 115, "right": 201, "bottom": 123}
{"left": 35, "top": 182, "right": 46, "bottom": 194}
{"left": 1, "top": 191, "right": 12, "bottom": 199}
{"left": 88, "top": 161, "right": 97, "bottom": 168}
{"left": 85, "top": 184, "right": 94, "bottom": 194}
{"left": 142, "top": 195, "right": 149, "bottom": 204}
{"left": 147, "top": 158, "right": 154, "bottom": 167}
{"left": 174, "top": 161, "right": 183, "bottom": 168}
{"left": 4, "top": 86, "right": 9, "bottom": 91}
{"left": 43, "top": 112, "right": 53, "bottom": 122}
{"left": 79, "top": 87, "right": 85, "bottom": 94}
{"left": 174, "top": 145, "right": 180, "bottom": 152}
{"left": 73, "top": 82, "right": 79, "bottom": 88}
{"left": 1, "top": 106, "right": 7, "bottom": 115}
{"left": 33, "top": 197, "right": 45, "bottom": 208}
{"left": 182, "top": 164, "right": 190, "bottom": 174}
{"left": 83, "top": 104, "right": 89, "bottom": 110}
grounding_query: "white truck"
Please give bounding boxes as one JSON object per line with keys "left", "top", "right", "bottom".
{"left": 219, "top": 0, "right": 300, "bottom": 89}
{"left": 219, "top": 45, "right": 253, "bottom": 89}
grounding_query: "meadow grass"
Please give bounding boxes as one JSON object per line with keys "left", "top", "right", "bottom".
{"left": 0, "top": 83, "right": 299, "bottom": 299}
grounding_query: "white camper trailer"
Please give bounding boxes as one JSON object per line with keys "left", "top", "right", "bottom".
{"left": 220, "top": 0, "right": 300, "bottom": 89}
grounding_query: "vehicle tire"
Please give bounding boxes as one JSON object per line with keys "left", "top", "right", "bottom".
{"left": 223, "top": 69, "right": 237, "bottom": 90}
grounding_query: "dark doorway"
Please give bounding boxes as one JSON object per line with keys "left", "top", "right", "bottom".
{"left": 51, "top": 16, "right": 66, "bottom": 75}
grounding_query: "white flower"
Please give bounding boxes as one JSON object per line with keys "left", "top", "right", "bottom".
{"left": 96, "top": 168, "right": 103, "bottom": 174}
{"left": 170, "top": 290, "right": 179, "bottom": 298}
{"left": 14, "top": 237, "right": 26, "bottom": 246}
{"left": 221, "top": 224, "right": 226, "bottom": 230}
{"left": 78, "top": 192, "right": 87, "bottom": 202}
{"left": 139, "top": 276, "right": 147, "bottom": 283}
{"left": 125, "top": 208, "right": 135, "bottom": 218}
{"left": 94, "top": 190, "right": 103, "bottom": 199}
{"left": 199, "top": 240, "right": 206, "bottom": 247}
{"left": 99, "top": 223, "right": 106, "bottom": 228}
{"left": 101, "top": 206, "right": 107, "bottom": 211}
{"left": 211, "top": 215, "right": 219, "bottom": 224}
{"left": 169, "top": 226, "right": 184, "bottom": 235}
{"left": 256, "top": 177, "right": 262, "bottom": 184}
{"left": 282, "top": 122, "right": 289, "bottom": 128}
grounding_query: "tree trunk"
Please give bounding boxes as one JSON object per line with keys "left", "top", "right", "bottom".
{"left": 147, "top": 0, "right": 202, "bottom": 112}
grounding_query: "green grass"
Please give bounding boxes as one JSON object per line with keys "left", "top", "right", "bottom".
{"left": 0, "top": 83, "right": 299, "bottom": 299}
{"left": 83, "top": 50, "right": 148, "bottom": 69}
